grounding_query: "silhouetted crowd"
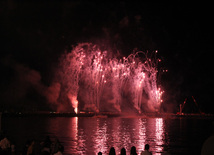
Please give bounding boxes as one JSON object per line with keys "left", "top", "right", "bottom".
{"left": 0, "top": 129, "right": 156, "bottom": 155}
{"left": 100, "top": 144, "right": 153, "bottom": 155}
{"left": 21, "top": 136, "right": 64, "bottom": 155}
{"left": 0, "top": 131, "right": 64, "bottom": 155}
{"left": 0, "top": 131, "right": 160, "bottom": 155}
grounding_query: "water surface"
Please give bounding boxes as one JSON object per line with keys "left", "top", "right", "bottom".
{"left": 2, "top": 116, "right": 213, "bottom": 155}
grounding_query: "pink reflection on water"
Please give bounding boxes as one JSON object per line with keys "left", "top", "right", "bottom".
{"left": 65, "top": 117, "right": 166, "bottom": 154}
{"left": 67, "top": 117, "right": 85, "bottom": 155}
{"left": 111, "top": 118, "right": 122, "bottom": 153}
{"left": 70, "top": 117, "right": 78, "bottom": 141}
{"left": 119, "top": 119, "right": 132, "bottom": 151}
{"left": 68, "top": 117, "right": 78, "bottom": 154}
{"left": 155, "top": 118, "right": 164, "bottom": 154}
{"left": 136, "top": 118, "right": 165, "bottom": 155}
{"left": 137, "top": 118, "right": 146, "bottom": 154}
{"left": 94, "top": 119, "right": 108, "bottom": 154}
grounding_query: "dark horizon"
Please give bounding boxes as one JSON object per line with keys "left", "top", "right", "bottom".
{"left": 0, "top": 1, "right": 213, "bottom": 113}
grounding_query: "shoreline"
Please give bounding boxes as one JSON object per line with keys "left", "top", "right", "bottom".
{"left": 1, "top": 112, "right": 214, "bottom": 118}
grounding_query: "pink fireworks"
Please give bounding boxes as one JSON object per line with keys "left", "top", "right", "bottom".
{"left": 58, "top": 43, "right": 163, "bottom": 113}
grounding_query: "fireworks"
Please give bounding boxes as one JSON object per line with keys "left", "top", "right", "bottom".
{"left": 58, "top": 43, "right": 163, "bottom": 113}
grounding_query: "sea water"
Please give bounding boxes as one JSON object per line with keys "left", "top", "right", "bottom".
{"left": 2, "top": 116, "right": 213, "bottom": 155}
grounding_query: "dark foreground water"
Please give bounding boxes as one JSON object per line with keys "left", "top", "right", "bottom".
{"left": 1, "top": 115, "right": 214, "bottom": 155}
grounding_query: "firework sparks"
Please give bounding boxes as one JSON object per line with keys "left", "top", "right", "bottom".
{"left": 58, "top": 43, "right": 163, "bottom": 113}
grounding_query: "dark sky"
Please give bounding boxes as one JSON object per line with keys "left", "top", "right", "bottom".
{"left": 0, "top": 1, "right": 213, "bottom": 113}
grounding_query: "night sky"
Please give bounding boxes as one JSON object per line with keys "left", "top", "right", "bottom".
{"left": 0, "top": 1, "right": 213, "bottom": 113}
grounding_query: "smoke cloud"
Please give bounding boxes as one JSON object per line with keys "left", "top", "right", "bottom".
{"left": 0, "top": 57, "right": 61, "bottom": 111}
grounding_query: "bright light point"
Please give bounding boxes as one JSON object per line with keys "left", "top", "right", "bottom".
{"left": 74, "top": 107, "right": 78, "bottom": 114}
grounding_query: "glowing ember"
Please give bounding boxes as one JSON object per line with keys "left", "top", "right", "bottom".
{"left": 58, "top": 43, "right": 163, "bottom": 113}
